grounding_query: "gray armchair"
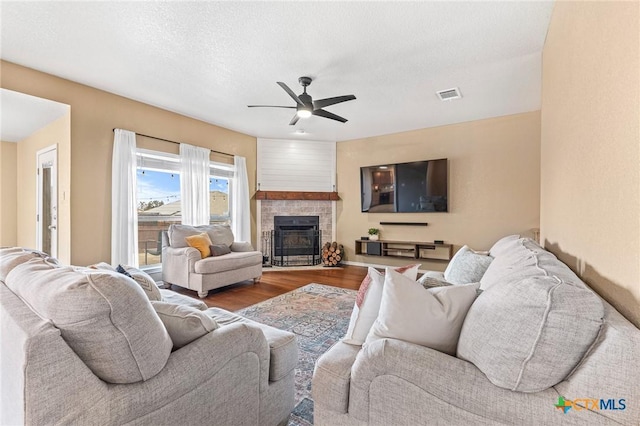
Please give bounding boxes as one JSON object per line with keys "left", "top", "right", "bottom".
{"left": 162, "top": 224, "right": 262, "bottom": 298}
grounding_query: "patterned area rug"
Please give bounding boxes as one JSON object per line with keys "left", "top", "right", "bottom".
{"left": 236, "top": 283, "right": 356, "bottom": 426}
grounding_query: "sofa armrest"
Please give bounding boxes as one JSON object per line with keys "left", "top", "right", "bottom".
{"left": 161, "top": 246, "right": 201, "bottom": 288}
{"left": 348, "top": 339, "right": 556, "bottom": 424}
{"left": 109, "top": 323, "right": 270, "bottom": 424}
{"left": 231, "top": 241, "right": 255, "bottom": 252}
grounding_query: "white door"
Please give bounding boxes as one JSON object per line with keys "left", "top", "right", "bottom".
{"left": 36, "top": 145, "right": 57, "bottom": 257}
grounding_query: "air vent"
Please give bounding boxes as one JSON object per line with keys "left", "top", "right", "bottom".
{"left": 436, "top": 88, "right": 462, "bottom": 101}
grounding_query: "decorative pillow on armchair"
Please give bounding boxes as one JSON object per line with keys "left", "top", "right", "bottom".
{"left": 444, "top": 245, "right": 493, "bottom": 285}
{"left": 342, "top": 264, "right": 420, "bottom": 346}
{"left": 185, "top": 232, "right": 213, "bottom": 258}
{"left": 209, "top": 244, "right": 232, "bottom": 257}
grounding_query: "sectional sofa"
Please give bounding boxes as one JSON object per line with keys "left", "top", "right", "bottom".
{"left": 313, "top": 237, "right": 639, "bottom": 425}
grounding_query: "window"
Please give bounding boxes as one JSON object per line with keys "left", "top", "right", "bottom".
{"left": 136, "top": 149, "right": 233, "bottom": 267}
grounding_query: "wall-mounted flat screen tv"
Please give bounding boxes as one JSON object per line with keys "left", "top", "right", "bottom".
{"left": 360, "top": 159, "right": 448, "bottom": 213}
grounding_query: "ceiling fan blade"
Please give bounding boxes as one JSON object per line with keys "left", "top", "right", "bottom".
{"left": 277, "top": 82, "right": 304, "bottom": 106}
{"left": 312, "top": 95, "right": 356, "bottom": 110}
{"left": 313, "top": 109, "right": 348, "bottom": 123}
{"left": 289, "top": 114, "right": 300, "bottom": 126}
{"left": 247, "top": 105, "right": 296, "bottom": 108}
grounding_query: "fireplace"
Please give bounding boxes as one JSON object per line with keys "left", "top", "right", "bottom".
{"left": 271, "top": 216, "right": 321, "bottom": 266}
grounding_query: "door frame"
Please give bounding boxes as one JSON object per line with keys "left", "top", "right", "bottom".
{"left": 36, "top": 144, "right": 58, "bottom": 257}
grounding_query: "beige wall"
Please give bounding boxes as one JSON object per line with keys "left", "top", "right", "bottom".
{"left": 337, "top": 111, "right": 541, "bottom": 270}
{"left": 541, "top": 1, "right": 640, "bottom": 327}
{"left": 15, "top": 113, "right": 71, "bottom": 263}
{"left": 0, "top": 141, "right": 18, "bottom": 246}
{"left": 1, "top": 60, "right": 257, "bottom": 266}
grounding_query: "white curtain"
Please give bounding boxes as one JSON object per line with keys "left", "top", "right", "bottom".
{"left": 180, "top": 143, "right": 210, "bottom": 225}
{"left": 111, "top": 129, "right": 138, "bottom": 267}
{"left": 232, "top": 155, "right": 251, "bottom": 242}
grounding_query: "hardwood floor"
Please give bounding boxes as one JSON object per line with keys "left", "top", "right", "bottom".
{"left": 168, "top": 265, "right": 368, "bottom": 311}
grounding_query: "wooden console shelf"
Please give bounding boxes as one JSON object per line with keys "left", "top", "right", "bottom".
{"left": 355, "top": 239, "right": 453, "bottom": 261}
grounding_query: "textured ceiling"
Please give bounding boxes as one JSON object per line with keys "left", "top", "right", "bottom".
{"left": 0, "top": 1, "right": 554, "bottom": 142}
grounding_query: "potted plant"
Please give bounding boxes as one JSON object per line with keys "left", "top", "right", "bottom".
{"left": 368, "top": 228, "right": 380, "bottom": 241}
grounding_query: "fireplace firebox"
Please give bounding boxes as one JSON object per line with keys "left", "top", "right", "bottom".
{"left": 271, "top": 216, "right": 321, "bottom": 266}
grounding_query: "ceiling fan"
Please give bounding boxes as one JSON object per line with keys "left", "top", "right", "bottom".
{"left": 248, "top": 76, "right": 356, "bottom": 125}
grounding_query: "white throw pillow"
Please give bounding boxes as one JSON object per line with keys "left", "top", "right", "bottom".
{"left": 122, "top": 265, "right": 163, "bottom": 301}
{"left": 365, "top": 269, "right": 480, "bottom": 355}
{"left": 444, "top": 245, "right": 494, "bottom": 285}
{"left": 151, "top": 301, "right": 219, "bottom": 349}
{"left": 342, "top": 264, "right": 420, "bottom": 346}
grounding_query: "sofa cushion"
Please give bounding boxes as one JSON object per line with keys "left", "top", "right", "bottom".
{"left": 159, "top": 288, "right": 208, "bottom": 310}
{"left": 488, "top": 234, "right": 520, "bottom": 257}
{"left": 5, "top": 258, "right": 172, "bottom": 384}
{"left": 185, "top": 232, "right": 213, "bottom": 258}
{"left": 0, "top": 247, "right": 58, "bottom": 281}
{"left": 206, "top": 307, "right": 297, "bottom": 382}
{"left": 194, "top": 251, "right": 262, "bottom": 274}
{"left": 365, "top": 270, "right": 479, "bottom": 356}
{"left": 168, "top": 224, "right": 234, "bottom": 249}
{"left": 457, "top": 275, "right": 604, "bottom": 392}
{"left": 444, "top": 245, "right": 493, "bottom": 285}
{"left": 151, "top": 301, "right": 219, "bottom": 348}
{"left": 342, "top": 264, "right": 420, "bottom": 346}
{"left": 480, "top": 239, "right": 541, "bottom": 290}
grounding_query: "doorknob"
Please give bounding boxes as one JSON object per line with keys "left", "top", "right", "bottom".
{"left": 48, "top": 225, "right": 57, "bottom": 230}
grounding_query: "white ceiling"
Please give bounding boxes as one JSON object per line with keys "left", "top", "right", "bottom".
{"left": 0, "top": 89, "right": 69, "bottom": 142}
{"left": 0, "top": 1, "right": 554, "bottom": 142}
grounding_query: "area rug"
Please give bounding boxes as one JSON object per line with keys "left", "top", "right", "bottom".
{"left": 236, "top": 283, "right": 356, "bottom": 426}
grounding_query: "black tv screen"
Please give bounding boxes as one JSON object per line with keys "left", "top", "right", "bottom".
{"left": 360, "top": 159, "right": 448, "bottom": 213}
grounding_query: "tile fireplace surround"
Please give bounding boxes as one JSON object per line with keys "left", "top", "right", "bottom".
{"left": 258, "top": 199, "right": 336, "bottom": 249}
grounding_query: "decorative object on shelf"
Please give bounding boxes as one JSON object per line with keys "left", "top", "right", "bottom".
{"left": 322, "top": 242, "right": 344, "bottom": 267}
{"left": 368, "top": 228, "right": 380, "bottom": 241}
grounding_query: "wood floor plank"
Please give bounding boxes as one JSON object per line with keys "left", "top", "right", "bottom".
{"left": 167, "top": 265, "right": 368, "bottom": 311}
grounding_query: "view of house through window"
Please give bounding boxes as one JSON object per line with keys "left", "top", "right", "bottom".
{"left": 136, "top": 149, "right": 232, "bottom": 267}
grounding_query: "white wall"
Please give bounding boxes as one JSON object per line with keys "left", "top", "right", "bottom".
{"left": 257, "top": 138, "right": 336, "bottom": 191}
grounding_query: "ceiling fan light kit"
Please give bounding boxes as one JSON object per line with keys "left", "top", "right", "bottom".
{"left": 248, "top": 76, "right": 356, "bottom": 125}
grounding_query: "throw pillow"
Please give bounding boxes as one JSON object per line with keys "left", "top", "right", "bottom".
{"left": 116, "top": 264, "right": 133, "bottom": 277}
{"left": 342, "top": 264, "right": 420, "bottom": 346}
{"left": 185, "top": 232, "right": 213, "bottom": 258}
{"left": 457, "top": 275, "right": 604, "bottom": 392}
{"left": 209, "top": 244, "right": 232, "bottom": 257}
{"left": 444, "top": 245, "right": 493, "bottom": 285}
{"left": 417, "top": 274, "right": 453, "bottom": 289}
{"left": 151, "top": 301, "right": 219, "bottom": 349}
{"left": 365, "top": 269, "right": 480, "bottom": 355}
{"left": 121, "top": 265, "right": 162, "bottom": 301}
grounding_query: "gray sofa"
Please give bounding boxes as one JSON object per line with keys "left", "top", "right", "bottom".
{"left": 162, "top": 224, "right": 263, "bottom": 298}
{"left": 313, "top": 237, "right": 639, "bottom": 425}
{"left": 1, "top": 248, "right": 296, "bottom": 425}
